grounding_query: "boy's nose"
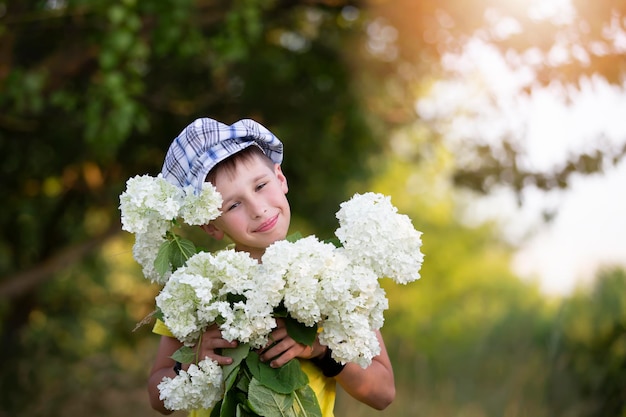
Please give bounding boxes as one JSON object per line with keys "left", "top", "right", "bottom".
{"left": 249, "top": 202, "right": 267, "bottom": 218}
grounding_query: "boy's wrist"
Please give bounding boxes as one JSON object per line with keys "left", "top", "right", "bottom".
{"left": 311, "top": 347, "right": 345, "bottom": 377}
{"left": 173, "top": 361, "right": 183, "bottom": 375}
{"left": 311, "top": 345, "right": 327, "bottom": 360}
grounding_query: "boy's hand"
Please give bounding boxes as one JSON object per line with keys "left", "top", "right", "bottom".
{"left": 258, "top": 318, "right": 326, "bottom": 368}
{"left": 193, "top": 323, "right": 238, "bottom": 366}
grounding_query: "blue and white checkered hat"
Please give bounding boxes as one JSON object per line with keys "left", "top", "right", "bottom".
{"left": 161, "top": 118, "right": 283, "bottom": 193}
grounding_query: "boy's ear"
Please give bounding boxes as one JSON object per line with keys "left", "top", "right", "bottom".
{"left": 274, "top": 164, "right": 288, "bottom": 193}
{"left": 200, "top": 223, "right": 224, "bottom": 240}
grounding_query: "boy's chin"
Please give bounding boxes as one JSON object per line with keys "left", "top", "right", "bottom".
{"left": 269, "top": 233, "right": 288, "bottom": 244}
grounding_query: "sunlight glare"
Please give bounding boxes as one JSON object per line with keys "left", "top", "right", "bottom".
{"left": 498, "top": 0, "right": 575, "bottom": 24}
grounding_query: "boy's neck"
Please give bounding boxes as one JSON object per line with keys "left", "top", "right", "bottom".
{"left": 235, "top": 246, "right": 265, "bottom": 262}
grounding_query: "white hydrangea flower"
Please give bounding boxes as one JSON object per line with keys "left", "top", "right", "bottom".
{"left": 261, "top": 236, "right": 392, "bottom": 367}
{"left": 167, "top": 250, "right": 278, "bottom": 348}
{"left": 315, "top": 261, "right": 387, "bottom": 367}
{"left": 347, "top": 264, "right": 388, "bottom": 330}
{"left": 120, "top": 175, "right": 224, "bottom": 283}
{"left": 335, "top": 192, "right": 424, "bottom": 285}
{"left": 262, "top": 236, "right": 337, "bottom": 327}
{"left": 318, "top": 314, "right": 381, "bottom": 368}
{"left": 156, "top": 271, "right": 215, "bottom": 345}
{"left": 158, "top": 358, "right": 224, "bottom": 411}
{"left": 311, "top": 248, "right": 353, "bottom": 306}
{"left": 119, "top": 174, "right": 183, "bottom": 234}
{"left": 255, "top": 264, "right": 287, "bottom": 311}
{"left": 218, "top": 300, "right": 277, "bottom": 347}
{"left": 180, "top": 183, "right": 222, "bottom": 226}
{"left": 183, "top": 251, "right": 254, "bottom": 286}
{"left": 132, "top": 231, "right": 170, "bottom": 284}
{"left": 196, "top": 300, "right": 228, "bottom": 332}
{"left": 202, "top": 250, "right": 261, "bottom": 296}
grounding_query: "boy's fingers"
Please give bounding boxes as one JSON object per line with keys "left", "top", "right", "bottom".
{"left": 213, "top": 355, "right": 234, "bottom": 365}
{"left": 263, "top": 338, "right": 312, "bottom": 366}
{"left": 269, "top": 344, "right": 303, "bottom": 368}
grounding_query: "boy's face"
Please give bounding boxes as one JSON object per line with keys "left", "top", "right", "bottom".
{"left": 207, "top": 155, "right": 290, "bottom": 260}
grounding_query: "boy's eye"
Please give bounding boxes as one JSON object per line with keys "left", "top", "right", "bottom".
{"left": 256, "top": 182, "right": 267, "bottom": 191}
{"left": 227, "top": 202, "right": 240, "bottom": 211}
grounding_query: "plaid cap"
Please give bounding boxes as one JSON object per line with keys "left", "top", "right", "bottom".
{"left": 161, "top": 118, "right": 283, "bottom": 193}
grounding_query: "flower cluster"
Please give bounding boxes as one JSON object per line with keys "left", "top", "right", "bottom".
{"left": 119, "top": 176, "right": 424, "bottom": 413}
{"left": 262, "top": 236, "right": 388, "bottom": 367}
{"left": 336, "top": 192, "right": 425, "bottom": 284}
{"left": 119, "top": 174, "right": 222, "bottom": 283}
{"left": 157, "top": 358, "right": 224, "bottom": 411}
{"left": 156, "top": 250, "right": 278, "bottom": 347}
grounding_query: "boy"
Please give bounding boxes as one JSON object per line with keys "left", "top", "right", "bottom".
{"left": 147, "top": 118, "right": 395, "bottom": 416}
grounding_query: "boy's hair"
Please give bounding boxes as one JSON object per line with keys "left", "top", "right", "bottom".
{"left": 205, "top": 145, "right": 275, "bottom": 185}
{"left": 161, "top": 118, "right": 283, "bottom": 193}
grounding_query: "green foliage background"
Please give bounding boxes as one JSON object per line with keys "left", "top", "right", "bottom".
{"left": 1, "top": 1, "right": 625, "bottom": 416}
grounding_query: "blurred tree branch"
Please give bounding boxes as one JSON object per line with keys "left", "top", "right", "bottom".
{"left": 0, "top": 223, "right": 121, "bottom": 299}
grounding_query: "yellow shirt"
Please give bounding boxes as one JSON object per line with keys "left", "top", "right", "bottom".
{"left": 153, "top": 320, "right": 336, "bottom": 417}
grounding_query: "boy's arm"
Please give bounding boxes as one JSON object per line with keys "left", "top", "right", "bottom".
{"left": 334, "top": 330, "right": 395, "bottom": 410}
{"left": 148, "top": 325, "right": 238, "bottom": 414}
{"left": 260, "top": 324, "right": 395, "bottom": 410}
{"left": 148, "top": 335, "right": 182, "bottom": 415}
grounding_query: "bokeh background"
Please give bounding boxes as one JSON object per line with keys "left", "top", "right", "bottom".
{"left": 1, "top": 1, "right": 625, "bottom": 416}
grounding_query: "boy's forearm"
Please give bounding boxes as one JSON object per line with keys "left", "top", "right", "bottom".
{"left": 148, "top": 367, "right": 177, "bottom": 415}
{"left": 334, "top": 330, "right": 396, "bottom": 410}
{"left": 336, "top": 358, "right": 396, "bottom": 410}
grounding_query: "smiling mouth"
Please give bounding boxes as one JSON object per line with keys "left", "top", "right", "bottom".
{"left": 255, "top": 214, "right": 278, "bottom": 233}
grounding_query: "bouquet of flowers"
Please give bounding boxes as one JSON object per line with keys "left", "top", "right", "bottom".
{"left": 120, "top": 175, "right": 424, "bottom": 416}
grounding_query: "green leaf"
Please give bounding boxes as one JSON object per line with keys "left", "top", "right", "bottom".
{"left": 154, "top": 240, "right": 173, "bottom": 276}
{"left": 223, "top": 343, "right": 250, "bottom": 390}
{"left": 169, "top": 236, "right": 197, "bottom": 269}
{"left": 286, "top": 231, "right": 303, "bottom": 243}
{"left": 224, "top": 344, "right": 250, "bottom": 372}
{"left": 220, "top": 388, "right": 238, "bottom": 417}
{"left": 153, "top": 307, "right": 164, "bottom": 322}
{"left": 247, "top": 377, "right": 294, "bottom": 416}
{"left": 293, "top": 385, "right": 323, "bottom": 417}
{"left": 236, "top": 370, "right": 251, "bottom": 392}
{"left": 276, "top": 360, "right": 310, "bottom": 392}
{"left": 246, "top": 352, "right": 309, "bottom": 394}
{"left": 210, "top": 400, "right": 222, "bottom": 417}
{"left": 246, "top": 383, "right": 322, "bottom": 417}
{"left": 323, "top": 237, "right": 342, "bottom": 248}
{"left": 235, "top": 403, "right": 255, "bottom": 417}
{"left": 224, "top": 364, "right": 240, "bottom": 394}
{"left": 284, "top": 316, "right": 318, "bottom": 347}
{"left": 170, "top": 346, "right": 196, "bottom": 364}
{"left": 154, "top": 234, "right": 197, "bottom": 275}
{"left": 273, "top": 302, "right": 288, "bottom": 318}
{"left": 227, "top": 292, "right": 247, "bottom": 305}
